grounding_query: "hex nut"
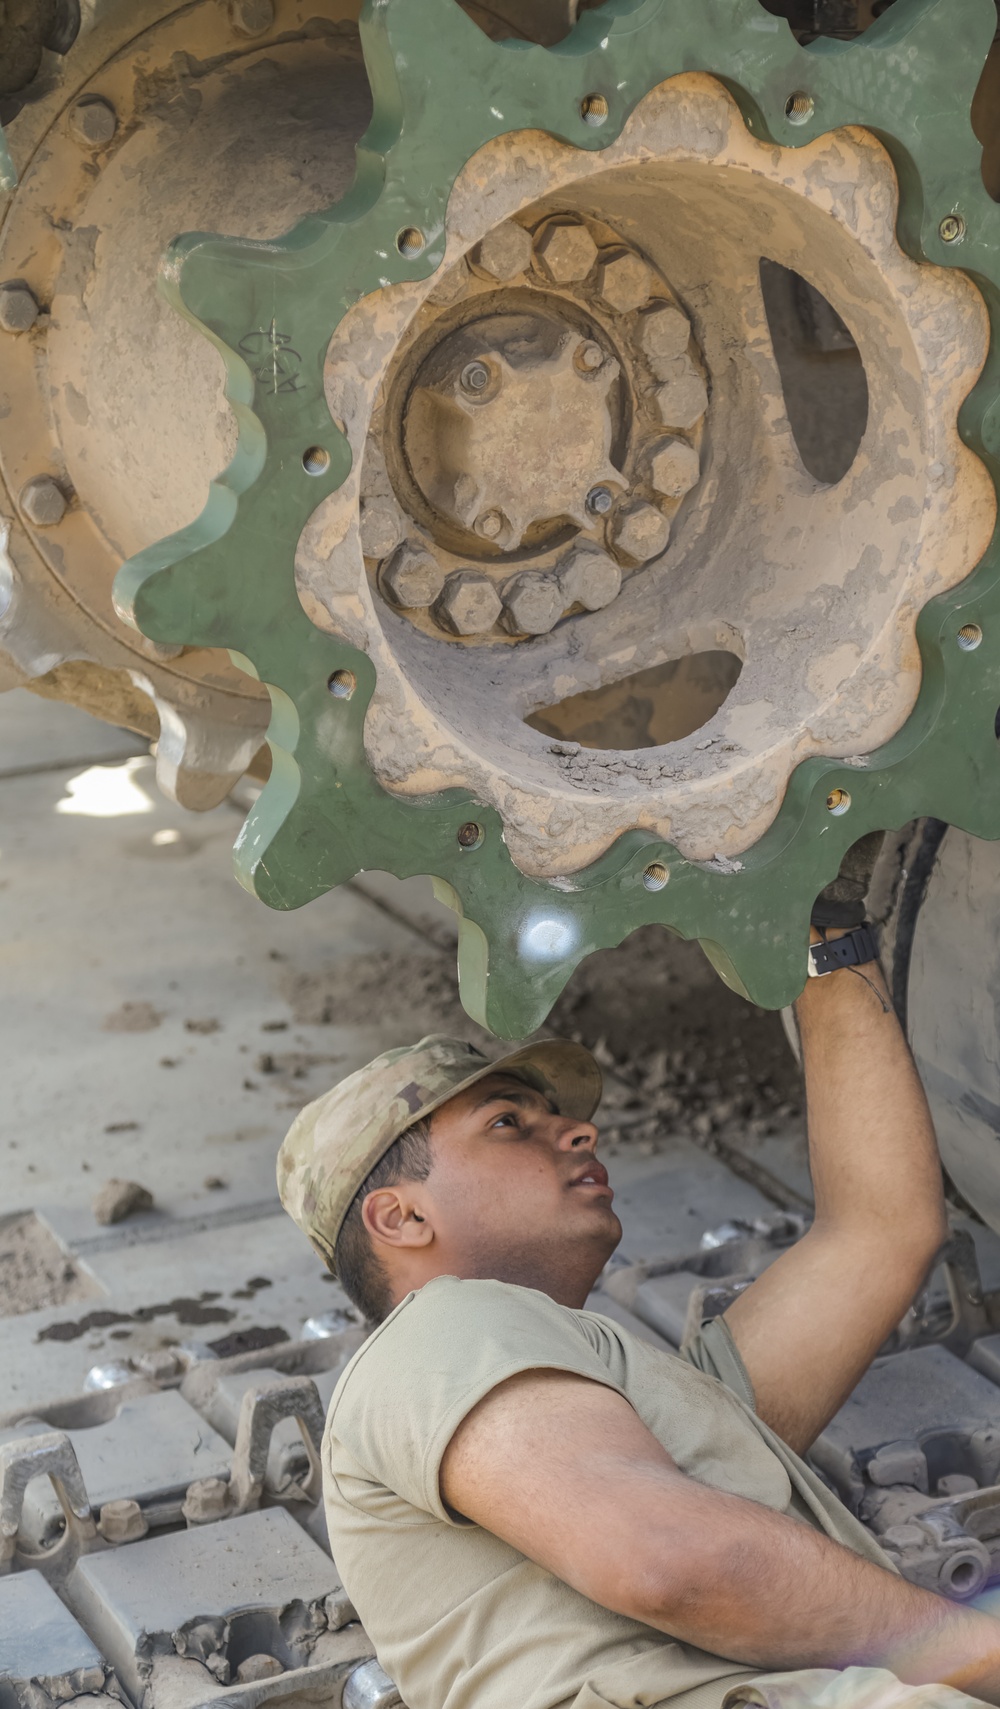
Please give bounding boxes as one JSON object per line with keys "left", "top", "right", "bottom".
{"left": 534, "top": 221, "right": 598, "bottom": 284}
{"left": 557, "top": 545, "right": 621, "bottom": 612}
{"left": 69, "top": 97, "right": 117, "bottom": 148}
{"left": 0, "top": 281, "right": 39, "bottom": 333}
{"left": 655, "top": 360, "right": 709, "bottom": 431}
{"left": 99, "top": 1499, "right": 148, "bottom": 1544}
{"left": 359, "top": 500, "right": 405, "bottom": 560}
{"left": 476, "top": 221, "right": 533, "bottom": 281}
{"left": 230, "top": 0, "right": 275, "bottom": 35}
{"left": 597, "top": 253, "right": 653, "bottom": 314}
{"left": 609, "top": 500, "right": 671, "bottom": 566}
{"left": 20, "top": 476, "right": 66, "bottom": 527}
{"left": 382, "top": 540, "right": 446, "bottom": 610}
{"left": 433, "top": 571, "right": 503, "bottom": 635}
{"left": 639, "top": 305, "right": 691, "bottom": 375}
{"left": 182, "top": 1476, "right": 232, "bottom": 1526}
{"left": 649, "top": 436, "right": 701, "bottom": 500}
{"left": 501, "top": 571, "right": 564, "bottom": 636}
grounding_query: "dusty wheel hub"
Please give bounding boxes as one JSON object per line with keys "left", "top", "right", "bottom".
{"left": 364, "top": 221, "right": 707, "bottom": 644}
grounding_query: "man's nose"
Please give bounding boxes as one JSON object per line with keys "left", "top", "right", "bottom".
{"left": 555, "top": 1117, "right": 599, "bottom": 1152}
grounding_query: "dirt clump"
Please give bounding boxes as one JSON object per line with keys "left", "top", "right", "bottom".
{"left": 92, "top": 1177, "right": 154, "bottom": 1225}
{"left": 0, "top": 1213, "right": 99, "bottom": 1317}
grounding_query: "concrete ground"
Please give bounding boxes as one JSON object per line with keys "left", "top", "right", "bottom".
{"left": 0, "top": 687, "right": 809, "bottom": 1412}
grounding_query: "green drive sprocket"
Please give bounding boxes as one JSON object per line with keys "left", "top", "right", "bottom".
{"left": 114, "top": 0, "right": 1000, "bottom": 1040}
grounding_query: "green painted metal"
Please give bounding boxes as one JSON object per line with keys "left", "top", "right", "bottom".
{"left": 114, "top": 0, "right": 1000, "bottom": 1039}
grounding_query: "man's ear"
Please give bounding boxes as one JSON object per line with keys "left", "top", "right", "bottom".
{"left": 362, "top": 1185, "right": 434, "bottom": 1253}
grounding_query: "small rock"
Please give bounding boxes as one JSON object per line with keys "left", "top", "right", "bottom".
{"left": 185, "top": 1017, "right": 221, "bottom": 1035}
{"left": 92, "top": 1178, "right": 154, "bottom": 1226}
{"left": 236, "top": 1656, "right": 284, "bottom": 1684}
{"left": 102, "top": 1001, "right": 162, "bottom": 1033}
{"left": 203, "top": 1175, "right": 227, "bottom": 1191}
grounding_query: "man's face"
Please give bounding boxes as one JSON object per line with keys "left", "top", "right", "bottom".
{"left": 398, "top": 1070, "right": 622, "bottom": 1307}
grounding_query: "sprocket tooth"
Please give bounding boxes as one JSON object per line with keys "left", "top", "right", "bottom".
{"left": 128, "top": 670, "right": 269, "bottom": 813}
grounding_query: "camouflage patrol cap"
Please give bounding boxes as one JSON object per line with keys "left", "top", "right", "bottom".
{"left": 276, "top": 1033, "right": 602, "bottom": 1270}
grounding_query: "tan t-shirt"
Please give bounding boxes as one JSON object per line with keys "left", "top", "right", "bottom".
{"left": 323, "top": 1275, "right": 893, "bottom": 1709}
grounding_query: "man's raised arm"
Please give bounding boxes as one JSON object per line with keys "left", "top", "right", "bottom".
{"left": 722, "top": 932, "right": 948, "bottom": 1454}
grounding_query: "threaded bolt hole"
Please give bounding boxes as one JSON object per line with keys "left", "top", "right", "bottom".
{"left": 458, "top": 821, "right": 484, "bottom": 850}
{"left": 327, "top": 670, "right": 356, "bottom": 700}
{"left": 784, "top": 91, "right": 814, "bottom": 124}
{"left": 642, "top": 862, "right": 669, "bottom": 892}
{"left": 303, "top": 446, "right": 330, "bottom": 476}
{"left": 580, "top": 93, "right": 609, "bottom": 127}
{"left": 826, "top": 788, "right": 851, "bottom": 816}
{"left": 397, "top": 227, "right": 426, "bottom": 258}
{"left": 958, "top": 622, "right": 983, "bottom": 651}
{"left": 946, "top": 1558, "right": 980, "bottom": 1594}
{"left": 939, "top": 214, "right": 966, "bottom": 244}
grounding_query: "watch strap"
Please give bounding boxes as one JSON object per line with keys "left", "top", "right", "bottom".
{"left": 808, "top": 923, "right": 879, "bottom": 977}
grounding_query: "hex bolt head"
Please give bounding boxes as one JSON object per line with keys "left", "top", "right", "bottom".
{"left": 501, "top": 571, "right": 564, "bottom": 636}
{"left": 19, "top": 476, "right": 66, "bottom": 527}
{"left": 597, "top": 252, "right": 653, "bottom": 314}
{"left": 639, "top": 305, "right": 692, "bottom": 376}
{"left": 655, "top": 360, "right": 709, "bottom": 432}
{"left": 585, "top": 485, "right": 614, "bottom": 517}
{"left": 475, "top": 508, "right": 506, "bottom": 541}
{"left": 99, "top": 1499, "right": 149, "bottom": 1544}
{"left": 182, "top": 1476, "right": 232, "bottom": 1526}
{"left": 230, "top": 0, "right": 275, "bottom": 35}
{"left": 382, "top": 539, "right": 445, "bottom": 610}
{"left": 0, "top": 281, "right": 39, "bottom": 332}
{"left": 433, "top": 571, "right": 503, "bottom": 636}
{"left": 609, "top": 500, "right": 671, "bottom": 566}
{"left": 359, "top": 500, "right": 405, "bottom": 560}
{"left": 476, "top": 221, "right": 533, "bottom": 281}
{"left": 460, "top": 360, "right": 491, "bottom": 395}
{"left": 557, "top": 545, "right": 621, "bottom": 612}
{"left": 69, "top": 97, "right": 117, "bottom": 148}
{"left": 577, "top": 340, "right": 605, "bottom": 372}
{"left": 534, "top": 221, "right": 598, "bottom": 284}
{"left": 649, "top": 436, "right": 701, "bottom": 500}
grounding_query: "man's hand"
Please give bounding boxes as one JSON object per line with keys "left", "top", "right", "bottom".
{"left": 441, "top": 1370, "right": 1000, "bottom": 1701}
{"left": 722, "top": 936, "right": 947, "bottom": 1453}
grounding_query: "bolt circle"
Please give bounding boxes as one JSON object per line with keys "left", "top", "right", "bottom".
{"left": 460, "top": 361, "right": 491, "bottom": 395}
{"left": 69, "top": 97, "right": 117, "bottom": 148}
{"left": 958, "top": 622, "right": 983, "bottom": 651}
{"left": 327, "top": 669, "right": 356, "bottom": 700}
{"left": 642, "top": 863, "right": 669, "bottom": 892}
{"left": 939, "top": 214, "right": 966, "bottom": 244}
{"left": 825, "top": 787, "right": 851, "bottom": 816}
{"left": 457, "top": 821, "right": 484, "bottom": 849}
{"left": 578, "top": 341, "right": 604, "bottom": 372}
{"left": 586, "top": 485, "right": 614, "bottom": 517}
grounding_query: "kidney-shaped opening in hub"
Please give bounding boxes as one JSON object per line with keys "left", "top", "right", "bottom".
{"left": 525, "top": 651, "right": 743, "bottom": 750}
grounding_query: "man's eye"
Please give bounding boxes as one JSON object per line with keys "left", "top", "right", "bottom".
{"left": 492, "top": 1111, "right": 519, "bottom": 1128}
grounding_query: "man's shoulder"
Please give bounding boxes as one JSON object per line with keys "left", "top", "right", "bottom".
{"left": 329, "top": 1275, "right": 609, "bottom": 1420}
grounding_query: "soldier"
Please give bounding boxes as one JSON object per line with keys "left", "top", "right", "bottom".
{"left": 278, "top": 922, "right": 1000, "bottom": 1709}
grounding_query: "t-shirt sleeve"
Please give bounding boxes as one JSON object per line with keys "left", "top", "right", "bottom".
{"left": 681, "top": 1315, "right": 757, "bottom": 1413}
{"left": 327, "top": 1276, "right": 627, "bottom": 1521}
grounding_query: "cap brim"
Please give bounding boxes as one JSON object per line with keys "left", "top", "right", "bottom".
{"left": 402, "top": 1038, "right": 603, "bottom": 1134}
